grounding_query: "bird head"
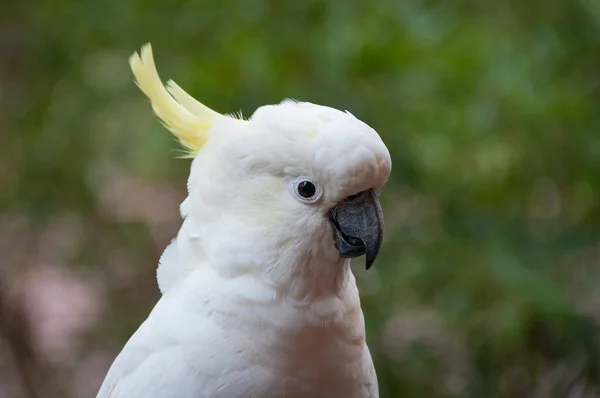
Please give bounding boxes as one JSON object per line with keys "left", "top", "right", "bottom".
{"left": 130, "top": 44, "right": 391, "bottom": 297}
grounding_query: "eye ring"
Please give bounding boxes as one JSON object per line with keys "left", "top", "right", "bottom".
{"left": 290, "top": 176, "right": 323, "bottom": 204}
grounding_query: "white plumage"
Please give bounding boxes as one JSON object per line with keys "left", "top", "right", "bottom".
{"left": 97, "top": 44, "right": 391, "bottom": 398}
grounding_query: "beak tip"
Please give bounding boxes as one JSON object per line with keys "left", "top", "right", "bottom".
{"left": 364, "top": 249, "right": 379, "bottom": 270}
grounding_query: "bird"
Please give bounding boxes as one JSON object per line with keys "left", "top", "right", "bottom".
{"left": 96, "top": 43, "right": 392, "bottom": 398}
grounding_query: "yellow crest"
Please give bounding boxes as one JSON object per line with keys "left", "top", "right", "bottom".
{"left": 129, "top": 43, "right": 222, "bottom": 156}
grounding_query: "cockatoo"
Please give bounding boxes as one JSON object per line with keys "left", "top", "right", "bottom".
{"left": 97, "top": 43, "right": 391, "bottom": 398}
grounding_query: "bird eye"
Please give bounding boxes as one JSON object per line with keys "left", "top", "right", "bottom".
{"left": 290, "top": 177, "right": 323, "bottom": 204}
{"left": 298, "top": 181, "right": 316, "bottom": 198}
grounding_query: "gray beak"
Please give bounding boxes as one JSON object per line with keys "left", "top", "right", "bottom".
{"left": 327, "top": 189, "right": 384, "bottom": 270}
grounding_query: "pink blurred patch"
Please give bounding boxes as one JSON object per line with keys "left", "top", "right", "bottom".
{"left": 17, "top": 265, "right": 104, "bottom": 365}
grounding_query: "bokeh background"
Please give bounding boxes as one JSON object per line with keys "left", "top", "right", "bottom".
{"left": 2, "top": 1, "right": 600, "bottom": 397}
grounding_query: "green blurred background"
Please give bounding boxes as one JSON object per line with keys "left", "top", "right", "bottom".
{"left": 2, "top": 0, "right": 600, "bottom": 397}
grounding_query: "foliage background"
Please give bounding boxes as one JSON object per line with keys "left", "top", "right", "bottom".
{"left": 2, "top": 0, "right": 600, "bottom": 397}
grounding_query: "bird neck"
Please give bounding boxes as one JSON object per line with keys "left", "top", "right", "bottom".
{"left": 274, "top": 249, "right": 352, "bottom": 301}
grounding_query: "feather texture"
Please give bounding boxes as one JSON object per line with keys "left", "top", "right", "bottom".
{"left": 129, "top": 43, "right": 222, "bottom": 154}
{"left": 98, "top": 43, "right": 393, "bottom": 398}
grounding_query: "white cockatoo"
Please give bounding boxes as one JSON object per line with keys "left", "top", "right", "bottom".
{"left": 97, "top": 43, "right": 392, "bottom": 398}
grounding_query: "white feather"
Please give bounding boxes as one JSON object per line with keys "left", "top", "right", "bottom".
{"left": 98, "top": 44, "right": 391, "bottom": 398}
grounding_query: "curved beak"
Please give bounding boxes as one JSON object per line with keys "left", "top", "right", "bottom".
{"left": 327, "top": 189, "right": 384, "bottom": 270}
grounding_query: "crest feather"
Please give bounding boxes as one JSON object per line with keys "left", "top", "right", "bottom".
{"left": 129, "top": 43, "right": 221, "bottom": 155}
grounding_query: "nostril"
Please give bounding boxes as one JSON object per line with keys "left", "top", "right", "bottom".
{"left": 344, "top": 190, "right": 368, "bottom": 203}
